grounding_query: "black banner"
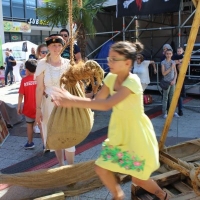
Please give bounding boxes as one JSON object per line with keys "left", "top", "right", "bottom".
{"left": 117, "top": 0, "right": 181, "bottom": 17}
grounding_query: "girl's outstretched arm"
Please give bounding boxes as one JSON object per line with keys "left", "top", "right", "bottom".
{"left": 51, "top": 85, "right": 132, "bottom": 111}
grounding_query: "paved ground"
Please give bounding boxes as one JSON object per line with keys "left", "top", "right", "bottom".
{"left": 0, "top": 82, "right": 199, "bottom": 200}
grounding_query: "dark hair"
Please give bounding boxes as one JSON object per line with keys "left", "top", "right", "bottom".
{"left": 166, "top": 49, "right": 173, "bottom": 53}
{"left": 45, "top": 34, "right": 65, "bottom": 46}
{"left": 136, "top": 54, "right": 144, "bottom": 62}
{"left": 25, "top": 59, "right": 37, "bottom": 73}
{"left": 110, "top": 41, "right": 143, "bottom": 64}
{"left": 60, "top": 28, "right": 69, "bottom": 36}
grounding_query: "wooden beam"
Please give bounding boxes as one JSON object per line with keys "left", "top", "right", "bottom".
{"left": 192, "top": 0, "right": 198, "bottom": 8}
{"left": 131, "top": 170, "right": 183, "bottom": 196}
{"left": 159, "top": 0, "right": 200, "bottom": 150}
{"left": 33, "top": 191, "right": 65, "bottom": 200}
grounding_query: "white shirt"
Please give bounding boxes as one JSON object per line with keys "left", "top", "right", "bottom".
{"left": 133, "top": 60, "right": 151, "bottom": 84}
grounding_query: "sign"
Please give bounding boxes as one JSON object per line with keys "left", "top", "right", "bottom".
{"left": 11, "top": 33, "right": 22, "bottom": 42}
{"left": 117, "top": 0, "right": 181, "bottom": 17}
{"left": 3, "top": 21, "right": 31, "bottom": 33}
{"left": 0, "top": 37, "right": 3, "bottom": 66}
{"left": 27, "top": 18, "right": 49, "bottom": 26}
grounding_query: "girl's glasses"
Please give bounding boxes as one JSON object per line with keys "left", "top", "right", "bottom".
{"left": 137, "top": 58, "right": 141, "bottom": 60}
{"left": 41, "top": 51, "right": 48, "bottom": 54}
{"left": 107, "top": 57, "right": 127, "bottom": 63}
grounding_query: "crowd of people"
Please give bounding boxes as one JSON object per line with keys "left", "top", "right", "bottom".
{"left": 131, "top": 43, "right": 185, "bottom": 118}
{"left": 1, "top": 30, "right": 188, "bottom": 199}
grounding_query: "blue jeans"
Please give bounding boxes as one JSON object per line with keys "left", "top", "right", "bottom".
{"left": 5, "top": 68, "right": 13, "bottom": 85}
{"left": 162, "top": 84, "right": 175, "bottom": 114}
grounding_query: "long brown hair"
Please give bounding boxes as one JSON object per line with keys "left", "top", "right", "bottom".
{"left": 36, "top": 44, "right": 47, "bottom": 59}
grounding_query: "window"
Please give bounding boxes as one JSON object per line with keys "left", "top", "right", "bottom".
{"left": 2, "top": 0, "right": 11, "bottom": 17}
{"left": 26, "top": 0, "right": 36, "bottom": 18}
{"left": 12, "top": 0, "right": 25, "bottom": 18}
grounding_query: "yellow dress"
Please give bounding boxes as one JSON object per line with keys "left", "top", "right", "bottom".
{"left": 95, "top": 73, "right": 160, "bottom": 180}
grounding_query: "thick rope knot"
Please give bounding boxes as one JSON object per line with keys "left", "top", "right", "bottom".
{"left": 60, "top": 60, "right": 104, "bottom": 93}
{"left": 190, "top": 167, "right": 200, "bottom": 195}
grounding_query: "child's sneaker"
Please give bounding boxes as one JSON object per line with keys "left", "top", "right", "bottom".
{"left": 163, "top": 114, "right": 167, "bottom": 119}
{"left": 174, "top": 112, "right": 180, "bottom": 118}
{"left": 24, "top": 142, "right": 35, "bottom": 149}
{"left": 33, "top": 125, "right": 40, "bottom": 133}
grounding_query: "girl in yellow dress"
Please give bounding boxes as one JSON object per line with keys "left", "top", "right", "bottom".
{"left": 51, "top": 41, "right": 169, "bottom": 200}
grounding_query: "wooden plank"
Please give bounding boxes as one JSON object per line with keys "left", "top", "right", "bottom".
{"left": 131, "top": 170, "right": 182, "bottom": 196}
{"left": 33, "top": 191, "right": 65, "bottom": 200}
{"left": 172, "top": 181, "right": 193, "bottom": 193}
{"left": 115, "top": 173, "right": 131, "bottom": 183}
{"left": 163, "top": 188, "right": 175, "bottom": 198}
{"left": 192, "top": 0, "right": 198, "bottom": 8}
{"left": 136, "top": 193, "right": 153, "bottom": 200}
{"left": 170, "top": 191, "right": 199, "bottom": 200}
{"left": 181, "top": 154, "right": 200, "bottom": 162}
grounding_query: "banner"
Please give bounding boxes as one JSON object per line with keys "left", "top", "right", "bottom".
{"left": 117, "top": 0, "right": 181, "bottom": 17}
{"left": 0, "top": 37, "right": 3, "bottom": 67}
{"left": 3, "top": 21, "right": 31, "bottom": 33}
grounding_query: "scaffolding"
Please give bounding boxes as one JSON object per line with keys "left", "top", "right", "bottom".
{"left": 86, "top": 0, "right": 200, "bottom": 89}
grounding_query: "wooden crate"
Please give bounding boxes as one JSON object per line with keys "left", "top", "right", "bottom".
{"left": 131, "top": 170, "right": 200, "bottom": 200}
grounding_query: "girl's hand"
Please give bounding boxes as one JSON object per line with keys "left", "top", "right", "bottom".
{"left": 171, "top": 80, "right": 176, "bottom": 85}
{"left": 36, "top": 109, "right": 43, "bottom": 125}
{"left": 154, "top": 68, "right": 157, "bottom": 74}
{"left": 51, "top": 87, "right": 73, "bottom": 108}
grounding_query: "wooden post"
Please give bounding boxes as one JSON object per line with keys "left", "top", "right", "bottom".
{"left": 159, "top": 1, "right": 200, "bottom": 150}
{"left": 192, "top": 0, "right": 198, "bottom": 8}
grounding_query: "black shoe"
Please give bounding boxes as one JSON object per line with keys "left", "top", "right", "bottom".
{"left": 6, "top": 124, "right": 13, "bottom": 128}
{"left": 178, "top": 110, "right": 183, "bottom": 116}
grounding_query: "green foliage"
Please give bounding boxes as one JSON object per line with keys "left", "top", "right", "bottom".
{"left": 36, "top": 0, "right": 107, "bottom": 34}
{"left": 100, "top": 142, "right": 145, "bottom": 172}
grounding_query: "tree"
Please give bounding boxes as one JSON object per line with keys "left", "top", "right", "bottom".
{"left": 36, "top": 0, "right": 107, "bottom": 59}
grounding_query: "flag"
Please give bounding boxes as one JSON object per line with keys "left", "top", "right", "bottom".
{"left": 117, "top": 0, "right": 181, "bottom": 17}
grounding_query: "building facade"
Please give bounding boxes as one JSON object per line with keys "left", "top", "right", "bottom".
{"left": 2, "top": 0, "right": 61, "bottom": 44}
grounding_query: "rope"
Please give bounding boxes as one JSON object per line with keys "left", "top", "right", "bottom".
{"left": 190, "top": 167, "right": 200, "bottom": 196}
{"left": 68, "top": 0, "right": 75, "bottom": 66}
{"left": 0, "top": 160, "right": 97, "bottom": 189}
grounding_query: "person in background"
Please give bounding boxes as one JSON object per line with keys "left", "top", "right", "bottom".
{"left": 161, "top": 49, "right": 179, "bottom": 119}
{"left": 4, "top": 51, "right": 15, "bottom": 86}
{"left": 173, "top": 47, "right": 185, "bottom": 116}
{"left": 17, "top": 59, "right": 37, "bottom": 149}
{"left": 60, "top": 28, "right": 82, "bottom": 62}
{"left": 51, "top": 41, "right": 169, "bottom": 200}
{"left": 36, "top": 44, "right": 48, "bottom": 60}
{"left": 133, "top": 54, "right": 157, "bottom": 91}
{"left": 35, "top": 34, "right": 75, "bottom": 166}
{"left": 34, "top": 44, "right": 49, "bottom": 147}
{"left": 29, "top": 47, "right": 37, "bottom": 59}
{"left": 161, "top": 44, "right": 173, "bottom": 62}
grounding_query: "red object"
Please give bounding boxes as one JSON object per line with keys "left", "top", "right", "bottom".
{"left": 136, "top": 0, "right": 142, "bottom": 10}
{"left": 143, "top": 94, "right": 153, "bottom": 105}
{"left": 18, "top": 75, "right": 37, "bottom": 118}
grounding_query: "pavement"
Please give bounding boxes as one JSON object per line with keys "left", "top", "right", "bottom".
{"left": 0, "top": 82, "right": 200, "bottom": 200}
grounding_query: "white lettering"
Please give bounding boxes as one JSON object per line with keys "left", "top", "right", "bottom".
{"left": 24, "top": 81, "right": 37, "bottom": 87}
